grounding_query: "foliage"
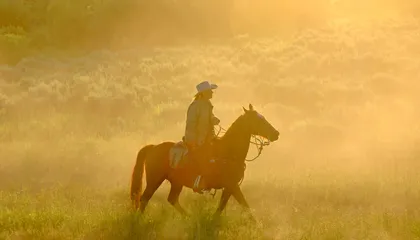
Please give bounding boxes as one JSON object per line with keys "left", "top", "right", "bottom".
{"left": 2, "top": 0, "right": 419, "bottom": 64}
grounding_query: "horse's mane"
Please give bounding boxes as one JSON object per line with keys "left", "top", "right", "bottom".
{"left": 218, "top": 113, "right": 248, "bottom": 143}
{"left": 212, "top": 111, "right": 254, "bottom": 163}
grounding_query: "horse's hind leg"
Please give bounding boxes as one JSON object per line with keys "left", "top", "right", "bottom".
{"left": 139, "top": 177, "right": 165, "bottom": 213}
{"left": 167, "top": 183, "right": 187, "bottom": 216}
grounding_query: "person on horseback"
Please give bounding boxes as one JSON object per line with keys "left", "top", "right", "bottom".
{"left": 184, "top": 80, "right": 220, "bottom": 194}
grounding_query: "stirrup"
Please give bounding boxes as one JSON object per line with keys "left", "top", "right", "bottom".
{"left": 193, "top": 176, "right": 204, "bottom": 194}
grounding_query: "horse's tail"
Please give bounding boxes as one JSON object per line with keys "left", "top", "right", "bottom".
{"left": 130, "top": 144, "right": 154, "bottom": 206}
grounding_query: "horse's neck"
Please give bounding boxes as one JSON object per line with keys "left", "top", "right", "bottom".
{"left": 218, "top": 117, "right": 251, "bottom": 161}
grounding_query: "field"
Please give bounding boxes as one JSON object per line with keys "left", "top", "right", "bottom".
{"left": 2, "top": 1, "right": 420, "bottom": 239}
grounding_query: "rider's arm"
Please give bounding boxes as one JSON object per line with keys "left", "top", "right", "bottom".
{"left": 184, "top": 103, "right": 199, "bottom": 147}
{"left": 211, "top": 115, "right": 220, "bottom": 125}
{"left": 209, "top": 103, "right": 220, "bottom": 125}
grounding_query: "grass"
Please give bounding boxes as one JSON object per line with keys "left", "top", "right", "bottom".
{"left": 2, "top": 170, "right": 420, "bottom": 239}
{"left": 1, "top": 4, "right": 420, "bottom": 239}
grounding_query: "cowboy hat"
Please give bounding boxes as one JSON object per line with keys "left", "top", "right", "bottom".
{"left": 195, "top": 81, "right": 218, "bottom": 95}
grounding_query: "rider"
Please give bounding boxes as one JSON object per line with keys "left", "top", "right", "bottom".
{"left": 184, "top": 80, "right": 220, "bottom": 194}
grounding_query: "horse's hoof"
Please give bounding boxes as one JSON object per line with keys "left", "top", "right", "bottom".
{"left": 212, "top": 211, "right": 222, "bottom": 220}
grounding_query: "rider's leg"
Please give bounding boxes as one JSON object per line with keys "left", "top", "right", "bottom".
{"left": 193, "top": 143, "right": 212, "bottom": 193}
{"left": 192, "top": 147, "right": 203, "bottom": 193}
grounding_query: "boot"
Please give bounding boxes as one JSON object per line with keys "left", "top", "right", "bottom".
{"left": 191, "top": 144, "right": 212, "bottom": 194}
{"left": 193, "top": 161, "right": 213, "bottom": 194}
{"left": 193, "top": 158, "right": 208, "bottom": 194}
{"left": 193, "top": 175, "right": 206, "bottom": 194}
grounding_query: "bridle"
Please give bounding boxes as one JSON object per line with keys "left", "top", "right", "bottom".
{"left": 214, "top": 124, "right": 271, "bottom": 162}
{"left": 247, "top": 134, "right": 271, "bottom": 161}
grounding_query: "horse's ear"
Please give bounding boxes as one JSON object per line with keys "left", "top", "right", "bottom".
{"left": 243, "top": 106, "right": 248, "bottom": 113}
{"left": 249, "top": 104, "right": 254, "bottom": 111}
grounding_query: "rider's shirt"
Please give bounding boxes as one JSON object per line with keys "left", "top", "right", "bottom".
{"left": 184, "top": 98, "right": 219, "bottom": 147}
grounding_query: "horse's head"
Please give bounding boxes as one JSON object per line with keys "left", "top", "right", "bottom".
{"left": 242, "top": 104, "right": 280, "bottom": 142}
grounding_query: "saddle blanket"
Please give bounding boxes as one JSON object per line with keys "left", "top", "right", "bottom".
{"left": 169, "top": 141, "right": 189, "bottom": 169}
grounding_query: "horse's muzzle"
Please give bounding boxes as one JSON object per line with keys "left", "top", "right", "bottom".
{"left": 269, "top": 130, "right": 280, "bottom": 141}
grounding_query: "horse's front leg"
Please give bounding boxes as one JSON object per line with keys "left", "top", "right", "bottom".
{"left": 231, "top": 185, "right": 256, "bottom": 222}
{"left": 214, "top": 188, "right": 232, "bottom": 217}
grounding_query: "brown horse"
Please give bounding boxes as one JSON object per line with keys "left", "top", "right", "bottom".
{"left": 130, "top": 104, "right": 279, "bottom": 218}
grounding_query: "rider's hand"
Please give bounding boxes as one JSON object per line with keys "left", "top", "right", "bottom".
{"left": 212, "top": 116, "right": 220, "bottom": 125}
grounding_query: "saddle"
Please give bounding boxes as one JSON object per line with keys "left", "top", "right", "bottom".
{"left": 169, "top": 136, "right": 219, "bottom": 169}
{"left": 169, "top": 140, "right": 190, "bottom": 169}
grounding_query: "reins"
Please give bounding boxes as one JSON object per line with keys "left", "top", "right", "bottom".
{"left": 215, "top": 124, "right": 270, "bottom": 162}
